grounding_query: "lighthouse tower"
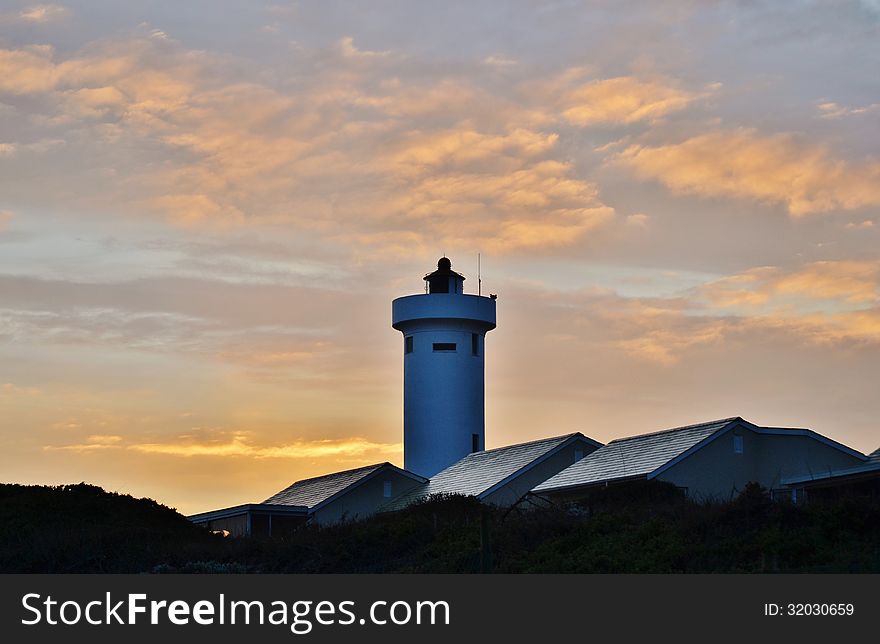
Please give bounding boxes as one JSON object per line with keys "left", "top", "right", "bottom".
{"left": 392, "top": 258, "right": 497, "bottom": 478}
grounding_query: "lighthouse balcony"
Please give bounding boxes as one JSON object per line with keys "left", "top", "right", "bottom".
{"left": 392, "top": 293, "right": 496, "bottom": 330}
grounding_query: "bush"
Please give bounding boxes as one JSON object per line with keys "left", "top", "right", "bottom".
{"left": 1, "top": 482, "right": 878, "bottom": 573}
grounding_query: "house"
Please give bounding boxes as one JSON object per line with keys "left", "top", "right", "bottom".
{"left": 189, "top": 463, "right": 426, "bottom": 535}
{"left": 532, "top": 417, "right": 868, "bottom": 503}
{"left": 384, "top": 433, "right": 602, "bottom": 511}
{"left": 782, "top": 447, "right": 880, "bottom": 501}
{"left": 188, "top": 503, "right": 308, "bottom": 538}
{"left": 263, "top": 462, "right": 427, "bottom": 525}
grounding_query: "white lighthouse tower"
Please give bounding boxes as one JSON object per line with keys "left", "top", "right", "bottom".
{"left": 392, "top": 257, "right": 497, "bottom": 478}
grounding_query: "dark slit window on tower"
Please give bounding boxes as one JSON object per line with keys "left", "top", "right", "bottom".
{"left": 471, "top": 333, "right": 479, "bottom": 356}
{"left": 472, "top": 433, "right": 479, "bottom": 453}
{"left": 405, "top": 336, "right": 413, "bottom": 354}
{"left": 433, "top": 342, "right": 456, "bottom": 352}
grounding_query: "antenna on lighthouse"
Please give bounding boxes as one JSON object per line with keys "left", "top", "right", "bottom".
{"left": 478, "top": 253, "right": 481, "bottom": 296}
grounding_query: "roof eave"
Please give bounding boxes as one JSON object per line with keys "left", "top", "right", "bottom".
{"left": 187, "top": 503, "right": 309, "bottom": 523}
{"left": 533, "top": 473, "right": 649, "bottom": 496}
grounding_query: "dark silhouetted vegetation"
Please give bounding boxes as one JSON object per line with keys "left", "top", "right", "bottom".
{"left": 1, "top": 481, "right": 878, "bottom": 573}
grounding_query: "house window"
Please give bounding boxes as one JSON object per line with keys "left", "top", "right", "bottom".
{"left": 574, "top": 449, "right": 584, "bottom": 462}
{"left": 472, "top": 433, "right": 480, "bottom": 453}
{"left": 433, "top": 342, "right": 456, "bottom": 352}
{"left": 405, "top": 336, "right": 413, "bottom": 354}
{"left": 383, "top": 480, "right": 392, "bottom": 498}
{"left": 471, "top": 333, "right": 479, "bottom": 356}
{"left": 733, "top": 434, "right": 744, "bottom": 454}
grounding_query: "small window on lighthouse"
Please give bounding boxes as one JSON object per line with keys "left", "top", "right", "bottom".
{"left": 471, "top": 333, "right": 479, "bottom": 356}
{"left": 405, "top": 336, "right": 413, "bottom": 354}
{"left": 433, "top": 342, "right": 456, "bottom": 352}
{"left": 472, "top": 434, "right": 480, "bottom": 453}
{"left": 383, "top": 480, "right": 392, "bottom": 498}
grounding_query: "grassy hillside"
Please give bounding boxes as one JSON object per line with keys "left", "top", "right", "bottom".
{"left": 1, "top": 482, "right": 878, "bottom": 573}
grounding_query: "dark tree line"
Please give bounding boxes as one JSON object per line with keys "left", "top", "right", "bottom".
{"left": 1, "top": 482, "right": 878, "bottom": 573}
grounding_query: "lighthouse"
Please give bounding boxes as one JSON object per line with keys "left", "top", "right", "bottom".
{"left": 392, "top": 258, "right": 497, "bottom": 478}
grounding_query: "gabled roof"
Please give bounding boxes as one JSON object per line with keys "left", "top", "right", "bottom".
{"left": 534, "top": 416, "right": 867, "bottom": 494}
{"left": 264, "top": 462, "right": 426, "bottom": 512}
{"left": 534, "top": 418, "right": 741, "bottom": 493}
{"left": 384, "top": 433, "right": 601, "bottom": 510}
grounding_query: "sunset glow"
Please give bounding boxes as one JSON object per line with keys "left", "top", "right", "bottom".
{"left": 1, "top": 1, "right": 878, "bottom": 514}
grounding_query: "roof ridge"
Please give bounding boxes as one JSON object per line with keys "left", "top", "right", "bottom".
{"left": 607, "top": 417, "right": 742, "bottom": 444}
{"left": 470, "top": 433, "right": 579, "bottom": 456}
{"left": 289, "top": 462, "right": 388, "bottom": 486}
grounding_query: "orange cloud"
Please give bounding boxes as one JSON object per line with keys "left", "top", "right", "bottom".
{"left": 615, "top": 321, "right": 727, "bottom": 365}
{"left": 16, "top": 4, "right": 68, "bottom": 23}
{"left": 614, "top": 128, "right": 880, "bottom": 215}
{"left": 48, "top": 433, "right": 402, "bottom": 459}
{"left": 0, "top": 45, "right": 136, "bottom": 95}
{"left": 389, "top": 128, "right": 558, "bottom": 169}
{"left": 701, "top": 261, "right": 880, "bottom": 308}
{"left": 561, "top": 76, "right": 697, "bottom": 126}
{"left": 0, "top": 38, "right": 622, "bottom": 254}
{"left": 691, "top": 261, "right": 880, "bottom": 349}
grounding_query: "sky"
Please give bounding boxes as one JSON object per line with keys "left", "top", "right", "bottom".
{"left": 1, "top": 1, "right": 878, "bottom": 514}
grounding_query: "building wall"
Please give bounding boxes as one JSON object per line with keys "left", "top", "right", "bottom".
{"left": 484, "top": 440, "right": 600, "bottom": 507}
{"left": 656, "top": 428, "right": 864, "bottom": 501}
{"left": 312, "top": 470, "right": 425, "bottom": 525}
{"left": 199, "top": 513, "right": 248, "bottom": 537}
{"left": 194, "top": 512, "right": 307, "bottom": 537}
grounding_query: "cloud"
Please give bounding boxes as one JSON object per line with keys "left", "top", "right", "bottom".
{"left": 0, "top": 38, "right": 621, "bottom": 253}
{"left": 0, "top": 44, "right": 136, "bottom": 95}
{"left": 560, "top": 76, "right": 697, "bottom": 126}
{"left": 483, "top": 55, "right": 516, "bottom": 67}
{"left": 699, "top": 260, "right": 880, "bottom": 308}
{"left": 2, "top": 4, "right": 68, "bottom": 23}
{"left": 382, "top": 129, "right": 615, "bottom": 251}
{"left": 337, "top": 36, "right": 390, "bottom": 59}
{"left": 502, "top": 260, "right": 880, "bottom": 372}
{"left": 46, "top": 434, "right": 123, "bottom": 451}
{"left": 48, "top": 433, "right": 401, "bottom": 459}
{"left": 692, "top": 261, "right": 880, "bottom": 348}
{"left": 817, "top": 101, "right": 880, "bottom": 119}
{"left": 614, "top": 128, "right": 880, "bottom": 215}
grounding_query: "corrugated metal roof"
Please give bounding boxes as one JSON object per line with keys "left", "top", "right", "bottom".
{"left": 534, "top": 417, "right": 742, "bottom": 492}
{"left": 870, "top": 448, "right": 880, "bottom": 462}
{"left": 385, "top": 433, "right": 587, "bottom": 510}
{"left": 264, "top": 463, "right": 387, "bottom": 509}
